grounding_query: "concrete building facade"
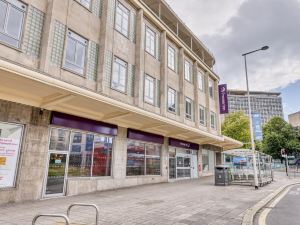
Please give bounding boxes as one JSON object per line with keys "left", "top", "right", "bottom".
{"left": 0, "top": 0, "right": 241, "bottom": 204}
{"left": 227, "top": 90, "right": 284, "bottom": 125}
{"left": 289, "top": 112, "right": 300, "bottom": 128}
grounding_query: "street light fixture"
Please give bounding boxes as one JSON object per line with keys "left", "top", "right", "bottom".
{"left": 242, "top": 45, "right": 269, "bottom": 189}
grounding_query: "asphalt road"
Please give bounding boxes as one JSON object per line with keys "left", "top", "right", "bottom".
{"left": 258, "top": 184, "right": 300, "bottom": 225}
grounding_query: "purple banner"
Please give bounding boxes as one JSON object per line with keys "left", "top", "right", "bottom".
{"left": 169, "top": 138, "right": 199, "bottom": 150}
{"left": 218, "top": 84, "right": 229, "bottom": 114}
{"left": 51, "top": 111, "right": 118, "bottom": 136}
{"left": 127, "top": 129, "right": 164, "bottom": 144}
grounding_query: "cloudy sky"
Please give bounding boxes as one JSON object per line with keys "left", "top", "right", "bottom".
{"left": 165, "top": 0, "right": 300, "bottom": 118}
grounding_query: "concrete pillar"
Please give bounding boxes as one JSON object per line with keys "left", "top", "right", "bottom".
{"left": 193, "top": 62, "right": 199, "bottom": 128}
{"left": 205, "top": 72, "right": 211, "bottom": 132}
{"left": 160, "top": 31, "right": 167, "bottom": 116}
{"left": 134, "top": 9, "right": 145, "bottom": 107}
{"left": 215, "top": 81, "right": 222, "bottom": 135}
{"left": 97, "top": 0, "right": 114, "bottom": 93}
{"left": 198, "top": 146, "right": 203, "bottom": 177}
{"left": 161, "top": 137, "right": 169, "bottom": 180}
{"left": 39, "top": 0, "right": 54, "bottom": 73}
{"left": 112, "top": 127, "right": 128, "bottom": 179}
{"left": 178, "top": 48, "right": 185, "bottom": 123}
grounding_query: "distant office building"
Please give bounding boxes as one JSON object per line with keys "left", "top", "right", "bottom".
{"left": 227, "top": 90, "right": 284, "bottom": 126}
{"left": 289, "top": 112, "right": 300, "bottom": 128}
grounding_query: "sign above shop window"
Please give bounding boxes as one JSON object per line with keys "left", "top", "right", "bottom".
{"left": 169, "top": 138, "right": 199, "bottom": 150}
{"left": 127, "top": 129, "right": 164, "bottom": 144}
{"left": 51, "top": 112, "right": 118, "bottom": 136}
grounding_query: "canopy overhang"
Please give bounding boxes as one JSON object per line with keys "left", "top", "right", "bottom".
{"left": 0, "top": 59, "right": 242, "bottom": 150}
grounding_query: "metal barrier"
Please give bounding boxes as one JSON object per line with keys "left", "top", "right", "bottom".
{"left": 67, "top": 203, "right": 99, "bottom": 225}
{"left": 32, "top": 214, "right": 70, "bottom": 225}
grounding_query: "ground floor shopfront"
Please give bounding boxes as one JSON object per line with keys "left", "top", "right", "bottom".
{"left": 0, "top": 100, "right": 222, "bottom": 204}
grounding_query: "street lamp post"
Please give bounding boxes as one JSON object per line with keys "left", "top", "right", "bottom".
{"left": 242, "top": 46, "right": 269, "bottom": 189}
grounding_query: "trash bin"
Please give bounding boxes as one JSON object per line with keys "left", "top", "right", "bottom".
{"left": 215, "top": 165, "right": 230, "bottom": 186}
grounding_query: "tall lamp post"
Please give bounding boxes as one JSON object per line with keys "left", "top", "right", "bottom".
{"left": 242, "top": 46, "right": 269, "bottom": 189}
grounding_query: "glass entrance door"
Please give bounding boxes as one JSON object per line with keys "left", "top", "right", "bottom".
{"left": 45, "top": 153, "right": 67, "bottom": 196}
{"left": 169, "top": 157, "right": 176, "bottom": 179}
{"left": 176, "top": 155, "right": 191, "bottom": 178}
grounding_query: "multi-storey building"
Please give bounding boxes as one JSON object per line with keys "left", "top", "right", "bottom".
{"left": 227, "top": 90, "right": 284, "bottom": 125}
{"left": 0, "top": 0, "right": 241, "bottom": 204}
{"left": 289, "top": 112, "right": 300, "bottom": 128}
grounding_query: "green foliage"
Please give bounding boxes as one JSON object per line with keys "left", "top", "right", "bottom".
{"left": 262, "top": 117, "right": 300, "bottom": 159}
{"left": 222, "top": 112, "right": 251, "bottom": 148}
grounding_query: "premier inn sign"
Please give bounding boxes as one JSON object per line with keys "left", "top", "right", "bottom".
{"left": 218, "top": 84, "right": 229, "bottom": 114}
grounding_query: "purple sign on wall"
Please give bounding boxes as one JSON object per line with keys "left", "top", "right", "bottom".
{"left": 218, "top": 84, "right": 229, "bottom": 114}
{"left": 169, "top": 138, "right": 199, "bottom": 150}
{"left": 127, "top": 129, "right": 164, "bottom": 144}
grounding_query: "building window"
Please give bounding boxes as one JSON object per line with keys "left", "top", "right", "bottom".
{"left": 167, "top": 87, "right": 176, "bottom": 113}
{"left": 198, "top": 71, "right": 205, "bottom": 92}
{"left": 199, "top": 105, "right": 206, "bottom": 126}
{"left": 145, "top": 26, "right": 156, "bottom": 57}
{"left": 126, "top": 140, "right": 161, "bottom": 176}
{"left": 210, "top": 111, "right": 216, "bottom": 130}
{"left": 77, "top": 0, "right": 91, "bottom": 9}
{"left": 167, "top": 45, "right": 175, "bottom": 71}
{"left": 64, "top": 30, "right": 88, "bottom": 75}
{"left": 209, "top": 78, "right": 214, "bottom": 99}
{"left": 111, "top": 57, "right": 127, "bottom": 93}
{"left": 184, "top": 60, "right": 192, "bottom": 82}
{"left": 0, "top": 0, "right": 26, "bottom": 48}
{"left": 185, "top": 97, "right": 193, "bottom": 120}
{"left": 144, "top": 74, "right": 155, "bottom": 105}
{"left": 115, "top": 1, "right": 129, "bottom": 37}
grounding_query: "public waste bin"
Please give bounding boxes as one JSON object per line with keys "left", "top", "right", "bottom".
{"left": 215, "top": 165, "right": 230, "bottom": 186}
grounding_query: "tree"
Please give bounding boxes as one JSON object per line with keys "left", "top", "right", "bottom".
{"left": 262, "top": 117, "right": 300, "bottom": 159}
{"left": 222, "top": 112, "right": 251, "bottom": 148}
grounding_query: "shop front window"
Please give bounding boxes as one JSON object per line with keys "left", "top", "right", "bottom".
{"left": 202, "top": 151, "right": 209, "bottom": 172}
{"left": 49, "top": 129, "right": 70, "bottom": 151}
{"left": 126, "top": 140, "right": 161, "bottom": 176}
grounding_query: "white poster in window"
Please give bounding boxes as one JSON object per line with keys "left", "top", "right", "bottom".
{"left": 0, "top": 122, "right": 23, "bottom": 188}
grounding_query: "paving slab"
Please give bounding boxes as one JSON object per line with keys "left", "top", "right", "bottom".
{"left": 0, "top": 172, "right": 299, "bottom": 225}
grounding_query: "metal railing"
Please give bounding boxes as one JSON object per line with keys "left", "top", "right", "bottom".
{"left": 67, "top": 203, "right": 99, "bottom": 225}
{"left": 32, "top": 214, "right": 70, "bottom": 225}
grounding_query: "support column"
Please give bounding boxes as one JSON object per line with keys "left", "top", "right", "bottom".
{"left": 193, "top": 62, "right": 199, "bottom": 128}
{"left": 161, "top": 137, "right": 169, "bottom": 181}
{"left": 134, "top": 9, "right": 145, "bottom": 107}
{"left": 205, "top": 72, "right": 211, "bottom": 132}
{"left": 160, "top": 30, "right": 167, "bottom": 116}
{"left": 215, "top": 80, "right": 222, "bottom": 135}
{"left": 112, "top": 127, "right": 128, "bottom": 180}
{"left": 178, "top": 48, "right": 185, "bottom": 123}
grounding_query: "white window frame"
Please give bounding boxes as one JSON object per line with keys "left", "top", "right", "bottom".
{"left": 145, "top": 25, "right": 156, "bottom": 57}
{"left": 199, "top": 105, "right": 206, "bottom": 126}
{"left": 209, "top": 78, "right": 215, "bottom": 99}
{"left": 167, "top": 45, "right": 175, "bottom": 71}
{"left": 185, "top": 97, "right": 193, "bottom": 120}
{"left": 76, "top": 0, "right": 91, "bottom": 9}
{"left": 0, "top": 0, "right": 27, "bottom": 49}
{"left": 210, "top": 111, "right": 216, "bottom": 130}
{"left": 63, "top": 30, "right": 88, "bottom": 76}
{"left": 111, "top": 56, "right": 128, "bottom": 93}
{"left": 198, "top": 71, "right": 205, "bottom": 92}
{"left": 184, "top": 60, "right": 192, "bottom": 82}
{"left": 167, "top": 87, "right": 176, "bottom": 113}
{"left": 115, "top": 1, "right": 130, "bottom": 37}
{"left": 144, "top": 74, "right": 155, "bottom": 105}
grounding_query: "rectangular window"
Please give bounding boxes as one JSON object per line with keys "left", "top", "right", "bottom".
{"left": 199, "top": 105, "right": 206, "bottom": 126}
{"left": 64, "top": 30, "right": 88, "bottom": 75}
{"left": 209, "top": 78, "right": 214, "bottom": 98}
{"left": 77, "top": 0, "right": 91, "bottom": 9}
{"left": 167, "top": 87, "right": 176, "bottom": 113}
{"left": 198, "top": 71, "right": 205, "bottom": 92}
{"left": 210, "top": 111, "right": 216, "bottom": 129}
{"left": 145, "top": 26, "right": 156, "bottom": 57}
{"left": 126, "top": 140, "right": 161, "bottom": 176}
{"left": 115, "top": 1, "right": 130, "bottom": 37}
{"left": 185, "top": 97, "right": 193, "bottom": 120}
{"left": 144, "top": 74, "right": 155, "bottom": 105}
{"left": 0, "top": 0, "right": 26, "bottom": 48}
{"left": 184, "top": 60, "right": 192, "bottom": 82}
{"left": 167, "top": 45, "right": 175, "bottom": 71}
{"left": 111, "top": 57, "right": 127, "bottom": 93}
{"left": 49, "top": 128, "right": 113, "bottom": 178}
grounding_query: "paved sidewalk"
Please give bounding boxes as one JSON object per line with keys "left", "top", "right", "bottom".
{"left": 0, "top": 172, "right": 299, "bottom": 225}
